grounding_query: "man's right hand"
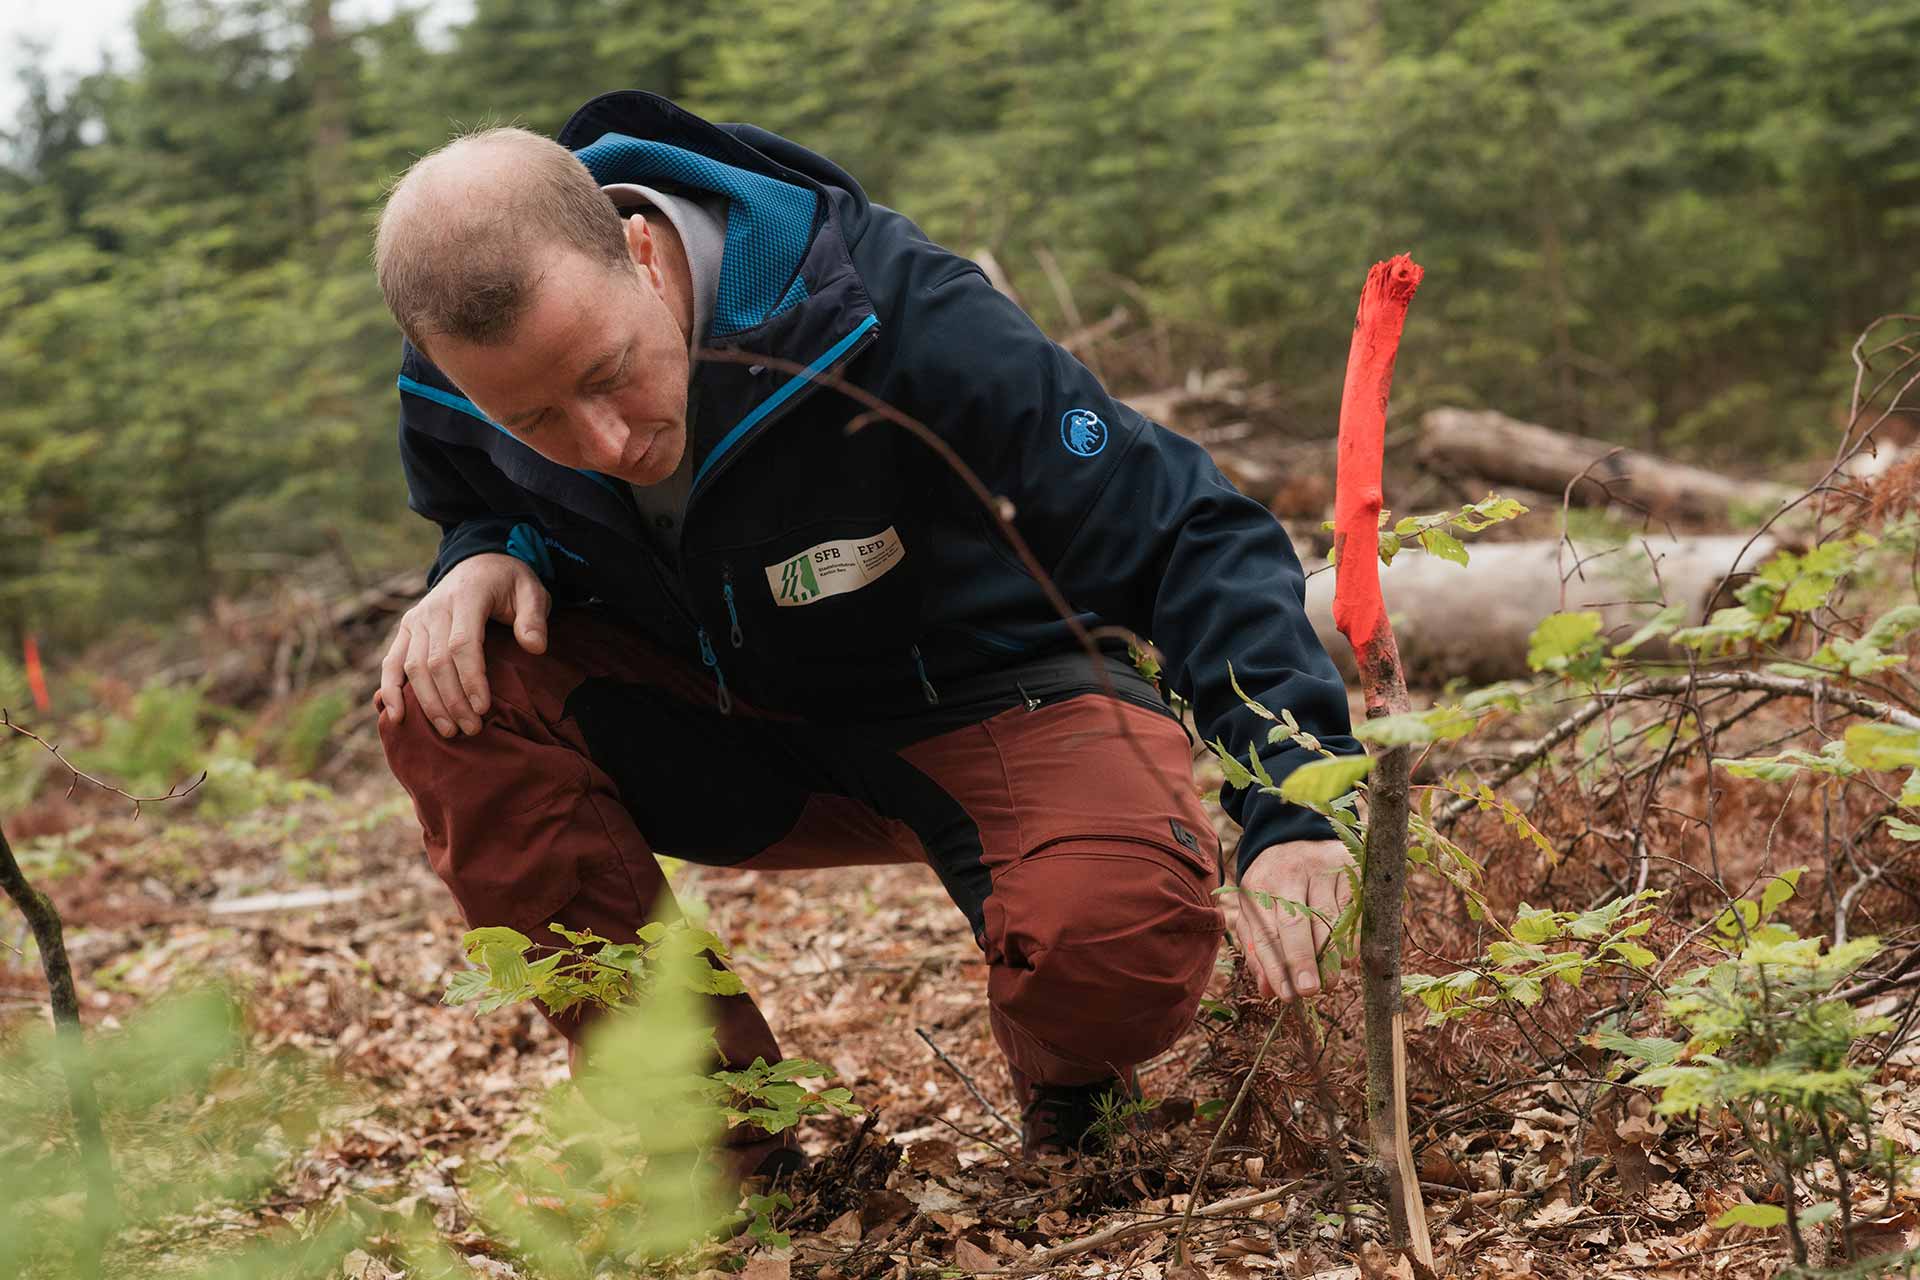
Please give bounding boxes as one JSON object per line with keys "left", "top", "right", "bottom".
{"left": 376, "top": 553, "right": 551, "bottom": 737}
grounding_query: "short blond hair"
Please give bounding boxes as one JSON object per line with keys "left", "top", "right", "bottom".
{"left": 373, "top": 126, "right": 628, "bottom": 350}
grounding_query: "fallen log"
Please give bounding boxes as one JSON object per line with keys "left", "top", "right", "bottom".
{"left": 1303, "top": 534, "right": 1780, "bottom": 686}
{"left": 1418, "top": 408, "right": 1797, "bottom": 523}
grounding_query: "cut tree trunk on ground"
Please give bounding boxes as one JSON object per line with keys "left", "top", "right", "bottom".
{"left": 1418, "top": 408, "right": 1798, "bottom": 523}
{"left": 1303, "top": 534, "right": 1780, "bottom": 686}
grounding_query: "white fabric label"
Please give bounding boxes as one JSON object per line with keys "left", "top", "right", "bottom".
{"left": 764, "top": 526, "right": 905, "bottom": 607}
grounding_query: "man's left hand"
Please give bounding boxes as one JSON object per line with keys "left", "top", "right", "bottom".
{"left": 1231, "top": 839, "right": 1355, "bottom": 1001}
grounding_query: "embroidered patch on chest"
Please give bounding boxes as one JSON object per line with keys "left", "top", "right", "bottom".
{"left": 766, "top": 527, "right": 905, "bottom": 606}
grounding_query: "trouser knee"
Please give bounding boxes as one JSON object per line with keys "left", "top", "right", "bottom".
{"left": 378, "top": 625, "right": 610, "bottom": 933}
{"left": 984, "top": 840, "right": 1224, "bottom": 1081}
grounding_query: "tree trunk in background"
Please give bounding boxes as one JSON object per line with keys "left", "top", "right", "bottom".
{"left": 1418, "top": 408, "right": 1798, "bottom": 523}
{"left": 307, "top": 0, "right": 349, "bottom": 240}
{"left": 1304, "top": 534, "right": 1781, "bottom": 686}
{"left": 1321, "top": 0, "right": 1384, "bottom": 77}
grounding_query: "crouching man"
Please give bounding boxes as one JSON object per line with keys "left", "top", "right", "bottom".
{"left": 369, "top": 91, "right": 1362, "bottom": 1171}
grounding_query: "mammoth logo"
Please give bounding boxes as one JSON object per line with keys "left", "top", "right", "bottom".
{"left": 1060, "top": 408, "right": 1108, "bottom": 457}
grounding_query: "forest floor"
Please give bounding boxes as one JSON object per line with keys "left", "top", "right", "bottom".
{"left": 7, "top": 704, "right": 1920, "bottom": 1279}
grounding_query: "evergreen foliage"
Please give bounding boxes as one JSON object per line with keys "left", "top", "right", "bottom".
{"left": 5, "top": 0, "right": 1917, "bottom": 648}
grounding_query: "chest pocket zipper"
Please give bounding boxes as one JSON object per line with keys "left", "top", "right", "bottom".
{"left": 721, "top": 565, "right": 745, "bottom": 648}
{"left": 697, "top": 627, "right": 734, "bottom": 715}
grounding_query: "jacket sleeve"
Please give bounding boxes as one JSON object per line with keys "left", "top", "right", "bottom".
{"left": 396, "top": 346, "right": 558, "bottom": 590}
{"left": 900, "top": 266, "right": 1364, "bottom": 877}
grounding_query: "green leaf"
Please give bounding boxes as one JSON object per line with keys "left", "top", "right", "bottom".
{"left": 461, "top": 925, "right": 533, "bottom": 957}
{"left": 1211, "top": 738, "right": 1256, "bottom": 790}
{"left": 1844, "top": 722, "right": 1920, "bottom": 771}
{"left": 1528, "top": 612, "right": 1604, "bottom": 675}
{"left": 1279, "top": 754, "right": 1373, "bottom": 808}
{"left": 1759, "top": 868, "right": 1804, "bottom": 918}
{"left": 1587, "top": 1028, "right": 1683, "bottom": 1066}
{"left": 1351, "top": 714, "right": 1435, "bottom": 746}
{"left": 1608, "top": 941, "right": 1657, "bottom": 969}
{"left": 1510, "top": 905, "right": 1563, "bottom": 945}
{"left": 1888, "top": 817, "right": 1920, "bottom": 842}
{"left": 1227, "top": 664, "right": 1276, "bottom": 720}
{"left": 442, "top": 968, "right": 490, "bottom": 1007}
{"left": 1612, "top": 605, "right": 1685, "bottom": 657}
{"left": 1864, "top": 605, "right": 1920, "bottom": 649}
{"left": 1417, "top": 527, "right": 1469, "bottom": 566}
{"left": 1714, "top": 1204, "right": 1786, "bottom": 1229}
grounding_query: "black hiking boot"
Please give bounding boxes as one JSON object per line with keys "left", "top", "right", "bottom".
{"left": 1012, "top": 1067, "right": 1142, "bottom": 1158}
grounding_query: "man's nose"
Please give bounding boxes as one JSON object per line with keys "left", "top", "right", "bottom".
{"left": 574, "top": 404, "right": 629, "bottom": 471}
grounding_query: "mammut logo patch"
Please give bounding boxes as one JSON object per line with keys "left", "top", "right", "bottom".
{"left": 1060, "top": 408, "right": 1108, "bottom": 457}
{"left": 766, "top": 527, "right": 905, "bottom": 607}
{"left": 1169, "top": 819, "right": 1201, "bottom": 854}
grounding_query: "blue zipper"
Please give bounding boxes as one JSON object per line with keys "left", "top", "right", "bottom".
{"left": 697, "top": 627, "right": 734, "bottom": 714}
{"left": 690, "top": 314, "right": 881, "bottom": 498}
{"left": 910, "top": 645, "right": 940, "bottom": 705}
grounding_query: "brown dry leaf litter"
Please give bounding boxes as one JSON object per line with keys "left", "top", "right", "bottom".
{"left": 6, "top": 714, "right": 1920, "bottom": 1278}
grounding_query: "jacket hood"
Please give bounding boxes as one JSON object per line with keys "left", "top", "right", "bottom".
{"left": 558, "top": 92, "right": 874, "bottom": 338}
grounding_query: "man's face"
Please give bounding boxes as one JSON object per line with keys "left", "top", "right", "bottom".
{"left": 428, "top": 234, "right": 691, "bottom": 487}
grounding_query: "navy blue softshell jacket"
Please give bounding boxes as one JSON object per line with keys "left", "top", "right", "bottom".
{"left": 393, "top": 91, "right": 1363, "bottom": 876}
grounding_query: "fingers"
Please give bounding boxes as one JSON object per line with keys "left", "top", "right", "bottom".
{"left": 1307, "top": 876, "right": 1335, "bottom": 966}
{"left": 1273, "top": 896, "right": 1321, "bottom": 999}
{"left": 424, "top": 608, "right": 482, "bottom": 737}
{"left": 1234, "top": 896, "right": 1294, "bottom": 1003}
{"left": 401, "top": 614, "right": 458, "bottom": 738}
{"left": 377, "top": 626, "right": 410, "bottom": 726}
{"left": 511, "top": 571, "right": 550, "bottom": 655}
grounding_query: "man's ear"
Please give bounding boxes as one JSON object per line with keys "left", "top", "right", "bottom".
{"left": 622, "top": 213, "right": 663, "bottom": 290}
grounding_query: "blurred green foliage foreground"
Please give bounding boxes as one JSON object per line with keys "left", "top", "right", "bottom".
{"left": 0, "top": 915, "right": 846, "bottom": 1278}
{"left": 5, "top": 0, "right": 1918, "bottom": 648}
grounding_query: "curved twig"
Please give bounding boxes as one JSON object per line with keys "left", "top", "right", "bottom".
{"left": 3, "top": 708, "right": 207, "bottom": 817}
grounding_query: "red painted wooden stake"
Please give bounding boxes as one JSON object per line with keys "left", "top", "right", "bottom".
{"left": 23, "top": 633, "right": 51, "bottom": 713}
{"left": 1333, "top": 253, "right": 1423, "bottom": 695}
{"left": 1332, "top": 253, "right": 1432, "bottom": 1266}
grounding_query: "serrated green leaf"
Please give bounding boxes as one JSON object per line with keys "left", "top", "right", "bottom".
{"left": 1609, "top": 942, "right": 1657, "bottom": 969}
{"left": 1588, "top": 1027, "right": 1683, "bottom": 1066}
{"left": 442, "top": 967, "right": 490, "bottom": 1007}
{"left": 1418, "top": 527, "right": 1470, "bottom": 566}
{"left": 1212, "top": 738, "right": 1256, "bottom": 790}
{"left": 1279, "top": 754, "right": 1373, "bottom": 807}
{"left": 1511, "top": 905, "right": 1563, "bottom": 945}
{"left": 462, "top": 925, "right": 533, "bottom": 956}
{"left": 1228, "top": 663, "right": 1275, "bottom": 720}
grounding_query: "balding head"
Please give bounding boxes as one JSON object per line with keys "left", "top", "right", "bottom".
{"left": 374, "top": 127, "right": 630, "bottom": 353}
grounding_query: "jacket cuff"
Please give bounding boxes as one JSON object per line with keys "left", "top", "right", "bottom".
{"left": 1232, "top": 795, "right": 1341, "bottom": 881}
{"left": 427, "top": 516, "right": 525, "bottom": 589}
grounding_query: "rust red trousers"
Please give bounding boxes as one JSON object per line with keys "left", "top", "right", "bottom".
{"left": 380, "top": 609, "right": 1225, "bottom": 1089}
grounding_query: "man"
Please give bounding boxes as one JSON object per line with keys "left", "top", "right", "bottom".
{"left": 371, "top": 90, "right": 1362, "bottom": 1164}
